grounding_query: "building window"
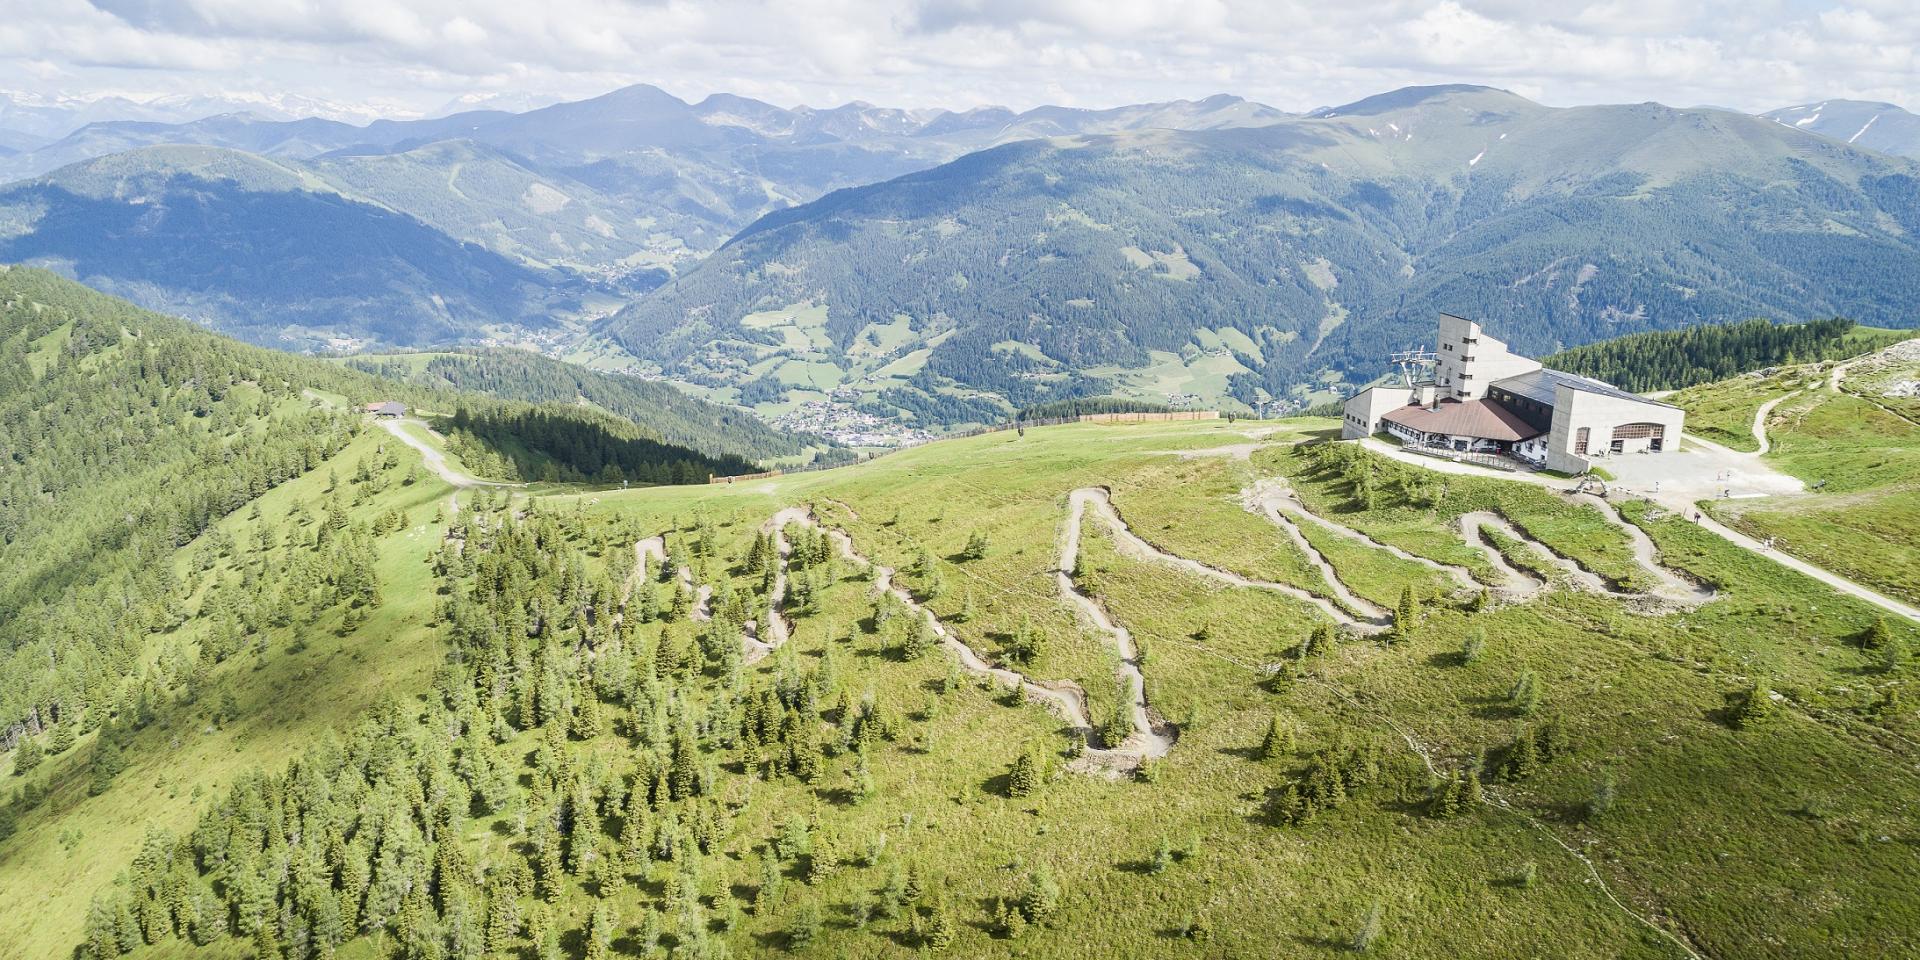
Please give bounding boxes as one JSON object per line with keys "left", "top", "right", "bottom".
{"left": 1611, "top": 422, "right": 1665, "bottom": 441}
{"left": 1574, "top": 427, "right": 1589, "bottom": 455}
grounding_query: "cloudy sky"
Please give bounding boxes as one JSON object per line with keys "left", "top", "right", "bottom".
{"left": 2, "top": 0, "right": 1917, "bottom": 121}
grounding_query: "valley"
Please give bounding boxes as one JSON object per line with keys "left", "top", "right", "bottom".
{"left": 6, "top": 82, "right": 1920, "bottom": 442}
{"left": 4, "top": 271, "right": 1919, "bottom": 959}
{"left": 7, "top": 42, "right": 1920, "bottom": 960}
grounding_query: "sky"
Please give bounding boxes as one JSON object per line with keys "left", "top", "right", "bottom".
{"left": 1, "top": 0, "right": 1917, "bottom": 123}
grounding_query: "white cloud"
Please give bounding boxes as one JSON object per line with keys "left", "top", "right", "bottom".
{"left": 0, "top": 0, "right": 1910, "bottom": 122}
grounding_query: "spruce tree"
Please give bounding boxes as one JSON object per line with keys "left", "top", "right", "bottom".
{"left": 924, "top": 898, "right": 957, "bottom": 949}
{"left": 12, "top": 735, "right": 42, "bottom": 776}
{"left": 1019, "top": 867, "right": 1059, "bottom": 927}
{"left": 1259, "top": 713, "right": 1294, "bottom": 760}
{"left": 1394, "top": 586, "right": 1420, "bottom": 640}
{"left": 1507, "top": 670, "right": 1541, "bottom": 716}
{"left": 1863, "top": 616, "right": 1893, "bottom": 650}
{"left": 787, "top": 901, "right": 822, "bottom": 950}
{"left": 1733, "top": 678, "right": 1775, "bottom": 728}
{"left": 1461, "top": 628, "right": 1486, "bottom": 664}
{"left": 1352, "top": 900, "right": 1385, "bottom": 953}
{"left": 1007, "top": 749, "right": 1039, "bottom": 798}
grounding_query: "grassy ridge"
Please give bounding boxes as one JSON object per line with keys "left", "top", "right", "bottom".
{"left": 7, "top": 409, "right": 1920, "bottom": 958}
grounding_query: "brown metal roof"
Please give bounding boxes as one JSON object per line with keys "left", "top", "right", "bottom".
{"left": 1380, "top": 398, "right": 1542, "bottom": 442}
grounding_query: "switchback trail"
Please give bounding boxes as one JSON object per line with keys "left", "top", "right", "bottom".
{"left": 1244, "top": 479, "right": 1485, "bottom": 595}
{"left": 1078, "top": 487, "right": 1389, "bottom": 633}
{"left": 1060, "top": 490, "right": 1181, "bottom": 762}
{"left": 1242, "top": 476, "right": 1711, "bottom": 612}
{"left": 781, "top": 512, "right": 1136, "bottom": 770}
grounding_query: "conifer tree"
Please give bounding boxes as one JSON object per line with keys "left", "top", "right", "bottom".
{"left": 1863, "top": 616, "right": 1893, "bottom": 650}
{"left": 1019, "top": 867, "right": 1059, "bottom": 927}
{"left": 1259, "top": 713, "right": 1294, "bottom": 760}
{"left": 1507, "top": 669, "right": 1541, "bottom": 716}
{"left": 787, "top": 901, "right": 822, "bottom": 950}
{"left": 1394, "top": 586, "right": 1420, "bottom": 640}
{"left": 584, "top": 903, "right": 616, "bottom": 960}
{"left": 1733, "top": 678, "right": 1775, "bottom": 728}
{"left": 1352, "top": 900, "right": 1385, "bottom": 953}
{"left": 12, "top": 735, "right": 42, "bottom": 776}
{"left": 901, "top": 614, "right": 935, "bottom": 661}
{"left": 1007, "top": 748, "right": 1039, "bottom": 798}
{"left": 924, "top": 898, "right": 957, "bottom": 949}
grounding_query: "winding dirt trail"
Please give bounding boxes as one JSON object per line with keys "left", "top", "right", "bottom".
{"left": 1749, "top": 392, "right": 1794, "bottom": 455}
{"left": 740, "top": 508, "right": 808, "bottom": 664}
{"left": 1255, "top": 502, "right": 1393, "bottom": 622}
{"left": 1244, "top": 479, "right": 1484, "bottom": 595}
{"left": 1568, "top": 494, "right": 1717, "bottom": 607}
{"left": 1061, "top": 490, "right": 1180, "bottom": 762}
{"left": 1454, "top": 513, "right": 1551, "bottom": 597}
{"left": 1241, "top": 475, "right": 1710, "bottom": 613}
{"left": 782, "top": 513, "right": 1126, "bottom": 766}
{"left": 630, "top": 536, "right": 665, "bottom": 601}
{"left": 379, "top": 417, "right": 524, "bottom": 519}
{"left": 1078, "top": 487, "right": 1389, "bottom": 634}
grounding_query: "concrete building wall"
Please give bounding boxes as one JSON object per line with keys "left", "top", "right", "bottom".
{"left": 1434, "top": 313, "right": 1541, "bottom": 401}
{"left": 1342, "top": 385, "right": 1415, "bottom": 439}
{"left": 1544, "top": 385, "right": 1687, "bottom": 474}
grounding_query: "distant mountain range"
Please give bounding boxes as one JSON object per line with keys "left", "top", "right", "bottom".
{"left": 0, "top": 85, "right": 1289, "bottom": 349}
{"left": 1, "top": 81, "right": 1918, "bottom": 420}
{"left": 1762, "top": 99, "right": 1920, "bottom": 158}
{"left": 592, "top": 85, "right": 1920, "bottom": 419}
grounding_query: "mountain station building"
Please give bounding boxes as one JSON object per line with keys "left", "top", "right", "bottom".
{"left": 1341, "top": 314, "right": 1684, "bottom": 474}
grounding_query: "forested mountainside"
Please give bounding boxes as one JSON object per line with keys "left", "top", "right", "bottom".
{"left": 1763, "top": 100, "right": 1920, "bottom": 158}
{"left": 595, "top": 85, "right": 1920, "bottom": 425}
{"left": 0, "top": 147, "right": 589, "bottom": 350}
{"left": 11, "top": 390, "right": 1920, "bottom": 959}
{"left": 1542, "top": 317, "right": 1907, "bottom": 392}
{"left": 342, "top": 348, "right": 812, "bottom": 463}
{"left": 0, "top": 87, "right": 1291, "bottom": 351}
{"left": 0, "top": 268, "right": 765, "bottom": 775}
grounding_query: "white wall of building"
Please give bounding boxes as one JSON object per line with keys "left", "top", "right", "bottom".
{"left": 1544, "top": 385, "right": 1687, "bottom": 474}
{"left": 1434, "top": 314, "right": 1541, "bottom": 401}
{"left": 1341, "top": 385, "right": 1415, "bottom": 439}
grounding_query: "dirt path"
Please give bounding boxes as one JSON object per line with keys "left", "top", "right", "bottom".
{"left": 1148, "top": 442, "right": 1266, "bottom": 460}
{"left": 740, "top": 508, "right": 808, "bottom": 665}
{"left": 1246, "top": 479, "right": 1485, "bottom": 595}
{"left": 378, "top": 418, "right": 515, "bottom": 490}
{"left": 785, "top": 513, "right": 1120, "bottom": 766}
{"left": 1353, "top": 436, "right": 1918, "bottom": 623}
{"left": 380, "top": 417, "right": 527, "bottom": 519}
{"left": 1749, "top": 392, "right": 1793, "bottom": 454}
{"left": 1568, "top": 494, "right": 1716, "bottom": 607}
{"left": 1455, "top": 512, "right": 1552, "bottom": 597}
{"left": 630, "top": 536, "right": 666, "bottom": 601}
{"left": 1237, "top": 489, "right": 1393, "bottom": 621}
{"left": 1079, "top": 487, "right": 1388, "bottom": 633}
{"left": 1696, "top": 513, "right": 1920, "bottom": 623}
{"left": 1061, "top": 490, "right": 1181, "bottom": 762}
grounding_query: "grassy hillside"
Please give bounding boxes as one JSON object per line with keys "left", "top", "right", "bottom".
{"left": 1689, "top": 336, "right": 1920, "bottom": 604}
{"left": 342, "top": 348, "right": 820, "bottom": 465}
{"left": 10, "top": 354, "right": 1920, "bottom": 960}
{"left": 0, "top": 268, "right": 831, "bottom": 955}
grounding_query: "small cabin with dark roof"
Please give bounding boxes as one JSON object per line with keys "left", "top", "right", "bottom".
{"left": 365, "top": 401, "right": 407, "bottom": 418}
